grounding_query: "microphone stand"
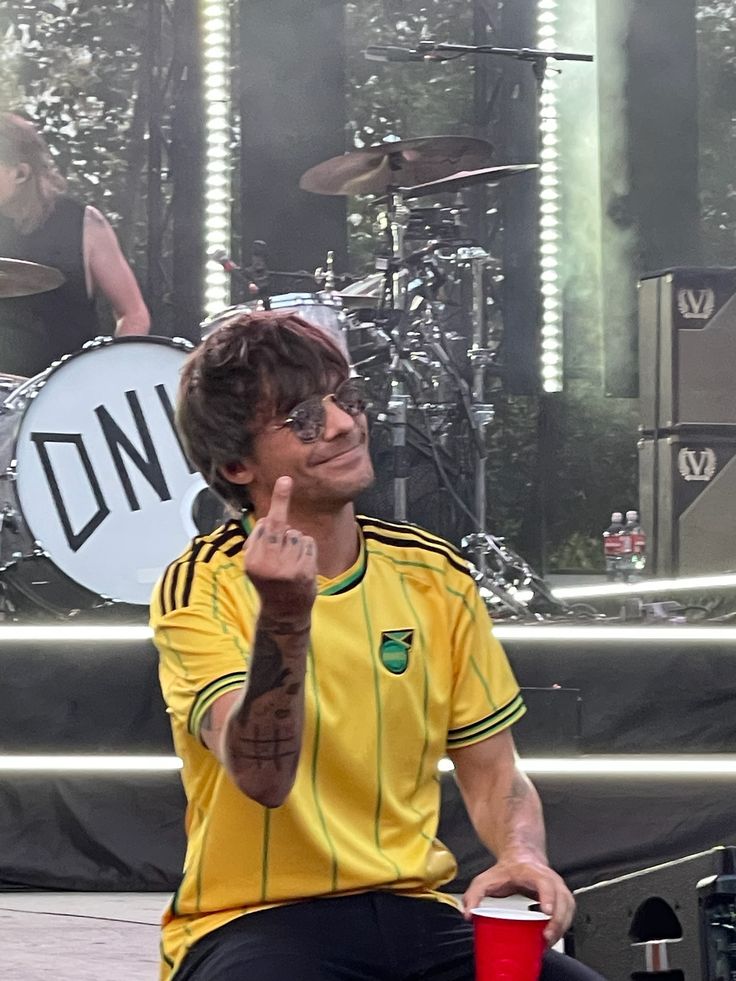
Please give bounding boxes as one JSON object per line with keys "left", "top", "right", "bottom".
{"left": 415, "top": 40, "right": 594, "bottom": 90}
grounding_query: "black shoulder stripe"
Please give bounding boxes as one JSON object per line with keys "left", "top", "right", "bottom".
{"left": 362, "top": 529, "right": 472, "bottom": 579}
{"left": 358, "top": 515, "right": 466, "bottom": 562}
{"left": 201, "top": 523, "right": 245, "bottom": 564}
{"left": 180, "top": 538, "right": 209, "bottom": 610}
{"left": 166, "top": 556, "right": 183, "bottom": 615}
{"left": 159, "top": 521, "right": 243, "bottom": 614}
{"left": 159, "top": 541, "right": 193, "bottom": 616}
{"left": 159, "top": 523, "right": 246, "bottom": 614}
{"left": 225, "top": 539, "right": 246, "bottom": 558}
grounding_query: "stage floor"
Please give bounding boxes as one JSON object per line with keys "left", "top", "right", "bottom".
{"left": 0, "top": 893, "right": 164, "bottom": 980}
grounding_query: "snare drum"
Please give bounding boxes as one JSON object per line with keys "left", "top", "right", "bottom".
{"left": 200, "top": 292, "right": 349, "bottom": 358}
{"left": 0, "top": 335, "right": 218, "bottom": 611}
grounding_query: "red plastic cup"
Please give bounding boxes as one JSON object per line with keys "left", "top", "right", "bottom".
{"left": 472, "top": 907, "right": 550, "bottom": 981}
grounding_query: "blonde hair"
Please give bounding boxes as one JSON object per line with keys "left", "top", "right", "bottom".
{"left": 0, "top": 112, "right": 67, "bottom": 233}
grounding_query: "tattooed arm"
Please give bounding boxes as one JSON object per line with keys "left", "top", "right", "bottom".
{"left": 200, "top": 476, "right": 317, "bottom": 808}
{"left": 200, "top": 619, "right": 310, "bottom": 807}
{"left": 449, "top": 729, "right": 575, "bottom": 945}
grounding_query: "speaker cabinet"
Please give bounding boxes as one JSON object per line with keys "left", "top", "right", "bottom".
{"left": 639, "top": 268, "right": 736, "bottom": 431}
{"left": 572, "top": 846, "right": 736, "bottom": 980}
{"left": 639, "top": 431, "right": 736, "bottom": 575}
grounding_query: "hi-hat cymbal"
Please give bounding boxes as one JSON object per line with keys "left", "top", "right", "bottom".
{"left": 400, "top": 164, "right": 539, "bottom": 197}
{"left": 0, "top": 257, "right": 65, "bottom": 298}
{"left": 299, "top": 137, "right": 495, "bottom": 197}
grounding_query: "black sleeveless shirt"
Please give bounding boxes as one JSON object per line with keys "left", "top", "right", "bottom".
{"left": 0, "top": 196, "right": 101, "bottom": 376}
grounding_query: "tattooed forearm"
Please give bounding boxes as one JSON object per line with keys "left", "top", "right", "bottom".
{"left": 223, "top": 618, "right": 309, "bottom": 807}
{"left": 241, "top": 631, "right": 291, "bottom": 704}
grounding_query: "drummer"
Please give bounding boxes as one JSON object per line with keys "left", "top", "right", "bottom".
{"left": 0, "top": 111, "right": 150, "bottom": 377}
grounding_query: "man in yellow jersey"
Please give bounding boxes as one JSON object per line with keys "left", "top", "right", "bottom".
{"left": 151, "top": 312, "right": 603, "bottom": 981}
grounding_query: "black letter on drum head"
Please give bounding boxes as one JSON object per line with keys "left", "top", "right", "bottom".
{"left": 96, "top": 390, "right": 172, "bottom": 511}
{"left": 30, "top": 433, "right": 110, "bottom": 552}
{"left": 156, "top": 384, "right": 197, "bottom": 474}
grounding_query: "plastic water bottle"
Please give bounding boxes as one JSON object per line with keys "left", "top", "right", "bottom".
{"left": 624, "top": 509, "right": 647, "bottom": 577}
{"left": 603, "top": 511, "right": 625, "bottom": 580}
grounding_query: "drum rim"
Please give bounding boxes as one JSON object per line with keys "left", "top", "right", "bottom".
{"left": 7, "top": 333, "right": 194, "bottom": 402}
{"left": 200, "top": 293, "right": 344, "bottom": 325}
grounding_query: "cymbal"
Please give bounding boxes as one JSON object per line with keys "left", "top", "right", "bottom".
{"left": 401, "top": 164, "right": 539, "bottom": 197}
{"left": 299, "top": 137, "right": 495, "bottom": 196}
{"left": 0, "top": 257, "right": 65, "bottom": 298}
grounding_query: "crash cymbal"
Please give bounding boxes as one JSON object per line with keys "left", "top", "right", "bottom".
{"left": 400, "top": 164, "right": 539, "bottom": 197}
{"left": 0, "top": 257, "right": 64, "bottom": 298}
{"left": 299, "top": 137, "right": 495, "bottom": 197}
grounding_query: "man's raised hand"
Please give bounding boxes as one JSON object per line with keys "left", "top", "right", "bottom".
{"left": 244, "top": 476, "right": 317, "bottom": 633}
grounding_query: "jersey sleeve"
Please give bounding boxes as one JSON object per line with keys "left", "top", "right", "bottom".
{"left": 151, "top": 554, "right": 254, "bottom": 742}
{"left": 446, "top": 577, "right": 526, "bottom": 751}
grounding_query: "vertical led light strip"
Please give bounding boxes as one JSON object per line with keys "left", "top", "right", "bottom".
{"left": 202, "top": 0, "right": 232, "bottom": 316}
{"left": 537, "top": 0, "right": 563, "bottom": 393}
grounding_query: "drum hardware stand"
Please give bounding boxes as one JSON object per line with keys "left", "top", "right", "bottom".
{"left": 314, "top": 250, "right": 337, "bottom": 292}
{"left": 466, "top": 247, "right": 497, "bottom": 573}
{"left": 463, "top": 530, "right": 569, "bottom": 617}
{"left": 379, "top": 185, "right": 414, "bottom": 521}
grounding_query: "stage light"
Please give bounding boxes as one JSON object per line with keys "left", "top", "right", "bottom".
{"left": 552, "top": 571, "right": 736, "bottom": 600}
{"left": 537, "top": 0, "right": 563, "bottom": 393}
{"left": 439, "top": 757, "right": 736, "bottom": 776}
{"left": 0, "top": 756, "right": 182, "bottom": 772}
{"left": 0, "top": 625, "right": 153, "bottom": 643}
{"left": 202, "top": 0, "right": 233, "bottom": 316}
{"left": 493, "top": 624, "right": 736, "bottom": 643}
{"left": 522, "top": 757, "right": 736, "bottom": 776}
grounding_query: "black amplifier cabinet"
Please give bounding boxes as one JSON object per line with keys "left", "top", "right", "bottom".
{"left": 639, "top": 431, "right": 736, "bottom": 576}
{"left": 639, "top": 267, "right": 736, "bottom": 431}
{"left": 572, "top": 846, "right": 736, "bottom": 981}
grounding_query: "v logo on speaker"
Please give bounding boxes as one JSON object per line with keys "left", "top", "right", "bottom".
{"left": 678, "top": 447, "right": 717, "bottom": 482}
{"left": 677, "top": 287, "right": 715, "bottom": 321}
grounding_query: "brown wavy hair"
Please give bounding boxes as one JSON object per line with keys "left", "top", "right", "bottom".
{"left": 0, "top": 112, "right": 67, "bottom": 232}
{"left": 177, "top": 311, "right": 350, "bottom": 511}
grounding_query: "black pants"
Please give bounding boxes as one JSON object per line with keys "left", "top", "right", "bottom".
{"left": 175, "top": 893, "right": 605, "bottom": 980}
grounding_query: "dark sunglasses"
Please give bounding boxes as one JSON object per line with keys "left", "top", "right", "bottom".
{"left": 271, "top": 377, "right": 369, "bottom": 443}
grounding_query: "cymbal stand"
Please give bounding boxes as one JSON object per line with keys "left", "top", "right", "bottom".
{"left": 457, "top": 247, "right": 496, "bottom": 572}
{"left": 382, "top": 187, "right": 412, "bottom": 521}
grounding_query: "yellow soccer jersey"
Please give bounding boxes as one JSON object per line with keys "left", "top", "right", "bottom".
{"left": 151, "top": 515, "right": 525, "bottom": 980}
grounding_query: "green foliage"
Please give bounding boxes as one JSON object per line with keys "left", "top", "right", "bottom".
{"left": 697, "top": 1, "right": 736, "bottom": 263}
{"left": 546, "top": 531, "right": 603, "bottom": 572}
{"left": 0, "top": 1, "right": 144, "bottom": 223}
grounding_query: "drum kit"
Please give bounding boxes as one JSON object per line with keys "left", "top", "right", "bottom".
{"left": 207, "top": 135, "right": 561, "bottom": 619}
{"left": 0, "top": 135, "right": 562, "bottom": 620}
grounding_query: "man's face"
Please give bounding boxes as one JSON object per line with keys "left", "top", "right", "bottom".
{"left": 234, "top": 379, "right": 375, "bottom": 516}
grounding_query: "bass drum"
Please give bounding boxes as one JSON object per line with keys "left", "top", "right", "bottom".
{"left": 200, "top": 292, "right": 349, "bottom": 359}
{"left": 0, "top": 335, "right": 222, "bottom": 613}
